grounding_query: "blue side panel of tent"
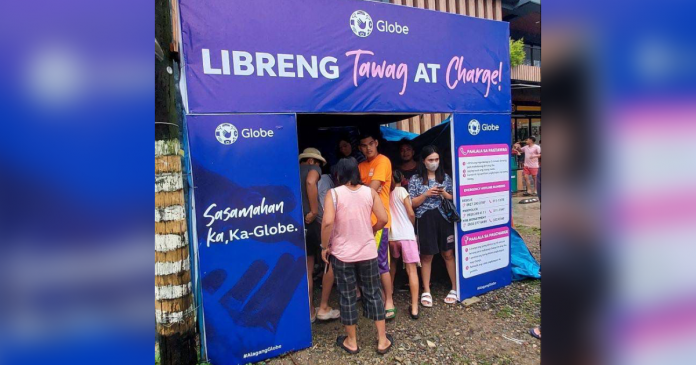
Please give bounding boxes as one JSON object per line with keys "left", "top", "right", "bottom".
{"left": 380, "top": 126, "right": 419, "bottom": 141}
{"left": 510, "top": 228, "right": 541, "bottom": 281}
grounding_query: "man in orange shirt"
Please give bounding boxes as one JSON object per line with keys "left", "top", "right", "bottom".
{"left": 358, "top": 131, "right": 396, "bottom": 319}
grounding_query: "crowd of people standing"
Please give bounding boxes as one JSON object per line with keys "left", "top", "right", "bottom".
{"left": 298, "top": 131, "right": 457, "bottom": 355}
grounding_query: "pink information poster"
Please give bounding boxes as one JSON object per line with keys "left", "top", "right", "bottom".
{"left": 461, "top": 227, "right": 510, "bottom": 279}
{"left": 458, "top": 144, "right": 510, "bottom": 232}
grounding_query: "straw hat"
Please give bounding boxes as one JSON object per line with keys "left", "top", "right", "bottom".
{"left": 298, "top": 147, "right": 326, "bottom": 166}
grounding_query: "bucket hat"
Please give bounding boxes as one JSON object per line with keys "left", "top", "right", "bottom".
{"left": 298, "top": 147, "right": 326, "bottom": 166}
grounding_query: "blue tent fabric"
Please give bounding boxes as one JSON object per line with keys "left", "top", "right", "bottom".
{"left": 380, "top": 125, "right": 419, "bottom": 141}
{"left": 511, "top": 228, "right": 541, "bottom": 281}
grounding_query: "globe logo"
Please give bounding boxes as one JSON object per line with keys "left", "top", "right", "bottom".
{"left": 350, "top": 10, "right": 373, "bottom": 37}
{"left": 215, "top": 123, "right": 238, "bottom": 145}
{"left": 468, "top": 119, "right": 481, "bottom": 136}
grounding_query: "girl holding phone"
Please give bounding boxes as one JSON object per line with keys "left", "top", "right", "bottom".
{"left": 407, "top": 146, "right": 457, "bottom": 307}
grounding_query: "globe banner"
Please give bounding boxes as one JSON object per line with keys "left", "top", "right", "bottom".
{"left": 178, "top": 0, "right": 510, "bottom": 114}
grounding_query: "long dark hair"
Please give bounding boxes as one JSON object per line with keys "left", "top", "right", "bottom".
{"left": 335, "top": 157, "right": 362, "bottom": 186}
{"left": 392, "top": 170, "right": 404, "bottom": 191}
{"left": 417, "top": 145, "right": 445, "bottom": 185}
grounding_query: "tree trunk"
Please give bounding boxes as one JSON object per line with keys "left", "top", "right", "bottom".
{"left": 155, "top": 0, "right": 197, "bottom": 364}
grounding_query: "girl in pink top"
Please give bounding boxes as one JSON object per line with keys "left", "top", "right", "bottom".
{"left": 320, "top": 157, "right": 393, "bottom": 355}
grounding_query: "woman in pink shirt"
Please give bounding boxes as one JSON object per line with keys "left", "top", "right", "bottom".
{"left": 320, "top": 157, "right": 393, "bottom": 355}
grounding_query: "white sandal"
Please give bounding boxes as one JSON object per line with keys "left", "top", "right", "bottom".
{"left": 316, "top": 307, "right": 341, "bottom": 321}
{"left": 444, "top": 290, "right": 458, "bottom": 304}
{"left": 420, "top": 292, "right": 433, "bottom": 308}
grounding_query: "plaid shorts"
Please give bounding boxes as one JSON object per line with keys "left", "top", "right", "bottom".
{"left": 331, "top": 256, "right": 385, "bottom": 325}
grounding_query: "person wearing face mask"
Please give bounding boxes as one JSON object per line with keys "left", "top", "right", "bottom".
{"left": 407, "top": 145, "right": 457, "bottom": 307}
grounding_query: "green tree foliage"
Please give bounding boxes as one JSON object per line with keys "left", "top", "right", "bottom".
{"left": 510, "top": 38, "right": 525, "bottom": 68}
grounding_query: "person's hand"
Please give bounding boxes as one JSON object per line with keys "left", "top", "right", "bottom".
{"left": 305, "top": 212, "right": 316, "bottom": 224}
{"left": 436, "top": 186, "right": 445, "bottom": 196}
{"left": 426, "top": 186, "right": 440, "bottom": 197}
{"left": 321, "top": 247, "right": 330, "bottom": 264}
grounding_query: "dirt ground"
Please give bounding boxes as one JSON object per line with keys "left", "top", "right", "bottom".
{"left": 512, "top": 195, "right": 541, "bottom": 229}
{"left": 262, "top": 224, "right": 541, "bottom": 365}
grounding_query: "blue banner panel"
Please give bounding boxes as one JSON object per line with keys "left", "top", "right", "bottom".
{"left": 179, "top": 0, "right": 510, "bottom": 114}
{"left": 187, "top": 114, "right": 311, "bottom": 365}
{"left": 452, "top": 114, "right": 512, "bottom": 299}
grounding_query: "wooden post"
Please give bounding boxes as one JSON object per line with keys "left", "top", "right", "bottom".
{"left": 485, "top": 0, "right": 493, "bottom": 19}
{"left": 410, "top": 116, "right": 422, "bottom": 134}
{"left": 156, "top": 0, "right": 197, "bottom": 364}
{"left": 494, "top": 0, "right": 502, "bottom": 20}
{"left": 447, "top": 0, "right": 457, "bottom": 13}
{"left": 433, "top": 113, "right": 442, "bottom": 125}
{"left": 398, "top": 118, "right": 410, "bottom": 131}
{"left": 467, "top": 0, "right": 476, "bottom": 16}
{"left": 476, "top": 0, "right": 485, "bottom": 18}
{"left": 457, "top": 0, "right": 466, "bottom": 15}
{"left": 422, "top": 114, "right": 433, "bottom": 132}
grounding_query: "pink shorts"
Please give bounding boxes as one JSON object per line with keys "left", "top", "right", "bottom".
{"left": 389, "top": 240, "right": 420, "bottom": 264}
{"left": 523, "top": 166, "right": 539, "bottom": 176}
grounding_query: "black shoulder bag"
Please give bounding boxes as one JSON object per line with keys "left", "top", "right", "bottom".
{"left": 441, "top": 197, "right": 461, "bottom": 223}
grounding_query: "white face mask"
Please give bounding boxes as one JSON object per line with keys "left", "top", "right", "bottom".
{"left": 426, "top": 161, "right": 439, "bottom": 172}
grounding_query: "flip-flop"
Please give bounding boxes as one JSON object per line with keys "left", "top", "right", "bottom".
{"left": 336, "top": 335, "right": 360, "bottom": 355}
{"left": 529, "top": 328, "right": 541, "bottom": 340}
{"left": 409, "top": 305, "right": 419, "bottom": 320}
{"left": 420, "top": 292, "right": 433, "bottom": 308}
{"left": 444, "top": 290, "right": 458, "bottom": 304}
{"left": 385, "top": 308, "right": 397, "bottom": 320}
{"left": 377, "top": 334, "right": 394, "bottom": 355}
{"left": 310, "top": 310, "right": 317, "bottom": 324}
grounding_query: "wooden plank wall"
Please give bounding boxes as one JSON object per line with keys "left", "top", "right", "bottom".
{"left": 511, "top": 64, "right": 541, "bottom": 83}
{"left": 391, "top": 0, "right": 502, "bottom": 134}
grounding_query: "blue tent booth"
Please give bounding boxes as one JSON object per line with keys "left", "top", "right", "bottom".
{"left": 178, "top": 0, "right": 512, "bottom": 363}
